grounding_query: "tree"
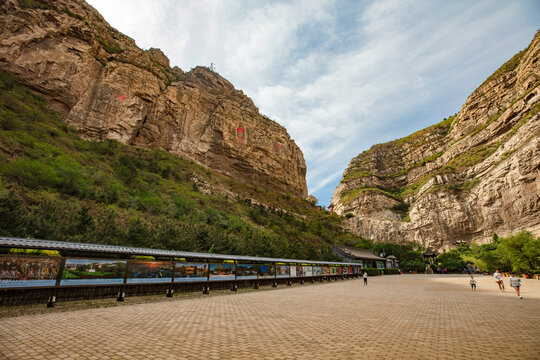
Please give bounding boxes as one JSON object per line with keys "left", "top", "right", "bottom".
{"left": 497, "top": 231, "right": 539, "bottom": 274}
{"left": 354, "top": 238, "right": 374, "bottom": 249}
{"left": 437, "top": 250, "right": 465, "bottom": 272}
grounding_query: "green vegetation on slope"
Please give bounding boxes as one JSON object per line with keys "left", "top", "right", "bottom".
{"left": 0, "top": 70, "right": 354, "bottom": 261}
{"left": 342, "top": 115, "right": 455, "bottom": 185}
{"left": 481, "top": 47, "right": 528, "bottom": 86}
{"left": 16, "top": 0, "right": 53, "bottom": 10}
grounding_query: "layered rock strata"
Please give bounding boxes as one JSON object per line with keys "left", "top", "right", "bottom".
{"left": 331, "top": 31, "right": 540, "bottom": 250}
{"left": 0, "top": 0, "right": 308, "bottom": 198}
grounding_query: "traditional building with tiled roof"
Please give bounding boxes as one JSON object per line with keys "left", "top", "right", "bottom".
{"left": 332, "top": 245, "right": 392, "bottom": 269}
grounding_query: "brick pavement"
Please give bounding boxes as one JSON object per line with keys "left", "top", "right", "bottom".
{"left": 1, "top": 274, "right": 539, "bottom": 359}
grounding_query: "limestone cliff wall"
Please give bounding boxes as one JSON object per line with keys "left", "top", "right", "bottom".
{"left": 0, "top": 0, "right": 308, "bottom": 198}
{"left": 331, "top": 30, "right": 540, "bottom": 250}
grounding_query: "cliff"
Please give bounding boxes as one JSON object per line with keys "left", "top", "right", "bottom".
{"left": 0, "top": 0, "right": 308, "bottom": 198}
{"left": 331, "top": 30, "right": 540, "bottom": 250}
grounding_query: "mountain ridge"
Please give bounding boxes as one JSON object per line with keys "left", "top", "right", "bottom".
{"left": 0, "top": 0, "right": 308, "bottom": 198}
{"left": 331, "top": 30, "right": 540, "bottom": 250}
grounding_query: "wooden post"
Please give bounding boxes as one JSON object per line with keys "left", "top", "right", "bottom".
{"left": 232, "top": 261, "right": 238, "bottom": 291}
{"left": 117, "top": 260, "right": 128, "bottom": 302}
{"left": 203, "top": 260, "right": 210, "bottom": 294}
{"left": 167, "top": 258, "right": 175, "bottom": 297}
{"left": 48, "top": 257, "right": 66, "bottom": 308}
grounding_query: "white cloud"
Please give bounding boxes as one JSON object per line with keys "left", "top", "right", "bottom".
{"left": 87, "top": 0, "right": 538, "bottom": 206}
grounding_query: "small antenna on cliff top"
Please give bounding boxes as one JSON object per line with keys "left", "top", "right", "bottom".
{"left": 210, "top": 63, "right": 216, "bottom": 72}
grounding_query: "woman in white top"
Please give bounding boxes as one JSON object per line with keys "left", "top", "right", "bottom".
{"left": 508, "top": 272, "right": 522, "bottom": 299}
{"left": 493, "top": 270, "right": 505, "bottom": 291}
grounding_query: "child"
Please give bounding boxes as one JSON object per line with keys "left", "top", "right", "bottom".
{"left": 469, "top": 275, "right": 477, "bottom": 290}
{"left": 493, "top": 269, "right": 505, "bottom": 291}
{"left": 508, "top": 272, "right": 522, "bottom": 299}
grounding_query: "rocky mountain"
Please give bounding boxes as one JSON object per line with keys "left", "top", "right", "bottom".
{"left": 331, "top": 30, "right": 540, "bottom": 250}
{"left": 0, "top": 0, "right": 308, "bottom": 198}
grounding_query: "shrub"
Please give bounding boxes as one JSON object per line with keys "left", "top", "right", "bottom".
{"left": 98, "top": 181, "right": 124, "bottom": 205}
{"left": 436, "top": 250, "right": 466, "bottom": 272}
{"left": 55, "top": 162, "right": 90, "bottom": 196}
{"left": 134, "top": 255, "right": 155, "bottom": 260}
{"left": 0, "top": 191, "right": 27, "bottom": 236}
{"left": 173, "top": 196, "right": 196, "bottom": 218}
{"left": 401, "top": 259, "right": 426, "bottom": 272}
{"left": 383, "top": 268, "right": 399, "bottom": 275}
{"left": 9, "top": 248, "right": 60, "bottom": 256}
{"left": 363, "top": 268, "right": 381, "bottom": 276}
{"left": 139, "top": 195, "right": 163, "bottom": 213}
{"left": 390, "top": 202, "right": 410, "bottom": 214}
{"left": 3, "top": 158, "right": 60, "bottom": 189}
{"left": 0, "top": 108, "right": 23, "bottom": 130}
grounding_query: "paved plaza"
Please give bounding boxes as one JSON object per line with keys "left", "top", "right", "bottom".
{"left": 1, "top": 274, "right": 539, "bottom": 359}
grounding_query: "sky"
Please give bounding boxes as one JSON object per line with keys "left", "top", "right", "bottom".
{"left": 86, "top": 0, "right": 539, "bottom": 207}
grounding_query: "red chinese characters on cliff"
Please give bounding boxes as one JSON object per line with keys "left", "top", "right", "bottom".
{"left": 274, "top": 142, "right": 281, "bottom": 154}
{"left": 110, "top": 93, "right": 127, "bottom": 104}
{"left": 236, "top": 125, "right": 246, "bottom": 143}
{"left": 115, "top": 94, "right": 127, "bottom": 104}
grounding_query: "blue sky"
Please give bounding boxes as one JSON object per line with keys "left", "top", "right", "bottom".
{"left": 87, "top": 0, "right": 539, "bottom": 207}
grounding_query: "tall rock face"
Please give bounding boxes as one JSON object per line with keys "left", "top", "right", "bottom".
{"left": 331, "top": 31, "right": 540, "bottom": 250}
{"left": 0, "top": 0, "right": 308, "bottom": 198}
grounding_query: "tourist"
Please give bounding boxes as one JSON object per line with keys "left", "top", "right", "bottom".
{"left": 493, "top": 269, "right": 505, "bottom": 291}
{"left": 363, "top": 271, "right": 368, "bottom": 285}
{"left": 508, "top": 272, "right": 522, "bottom": 299}
{"left": 469, "top": 275, "right": 477, "bottom": 291}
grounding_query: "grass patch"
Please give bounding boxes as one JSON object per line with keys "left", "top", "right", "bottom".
{"left": 387, "top": 151, "right": 444, "bottom": 179}
{"left": 16, "top": 0, "right": 55, "bottom": 10}
{"left": 340, "top": 187, "right": 401, "bottom": 205}
{"left": 150, "top": 58, "right": 173, "bottom": 85}
{"left": 481, "top": 48, "right": 528, "bottom": 86}
{"left": 95, "top": 34, "right": 123, "bottom": 54}
{"left": 62, "top": 7, "right": 85, "bottom": 21}
{"left": 441, "top": 142, "right": 500, "bottom": 174}
{"left": 341, "top": 170, "right": 374, "bottom": 183}
{"left": 391, "top": 114, "right": 455, "bottom": 150}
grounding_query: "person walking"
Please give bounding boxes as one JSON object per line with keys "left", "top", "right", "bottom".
{"left": 363, "top": 271, "right": 368, "bottom": 285}
{"left": 508, "top": 272, "right": 522, "bottom": 299}
{"left": 493, "top": 269, "right": 505, "bottom": 291}
{"left": 469, "top": 275, "right": 477, "bottom": 291}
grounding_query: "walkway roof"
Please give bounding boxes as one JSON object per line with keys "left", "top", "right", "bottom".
{"left": 0, "top": 237, "right": 360, "bottom": 266}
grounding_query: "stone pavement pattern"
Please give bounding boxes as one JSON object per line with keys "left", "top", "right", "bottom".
{"left": 1, "top": 275, "right": 539, "bottom": 360}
